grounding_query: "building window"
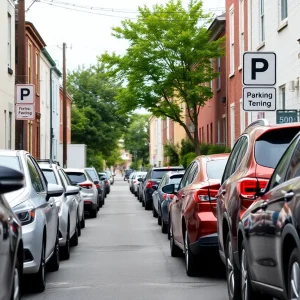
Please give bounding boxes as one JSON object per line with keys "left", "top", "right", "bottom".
{"left": 207, "top": 124, "right": 209, "bottom": 144}
{"left": 279, "top": 85, "right": 286, "bottom": 109}
{"left": 28, "top": 43, "right": 32, "bottom": 84}
{"left": 281, "top": 0, "right": 288, "bottom": 21}
{"left": 230, "top": 105, "right": 235, "bottom": 148}
{"left": 260, "top": 0, "right": 265, "bottom": 43}
{"left": 217, "top": 120, "right": 220, "bottom": 144}
{"left": 240, "top": 99, "right": 245, "bottom": 133}
{"left": 7, "top": 13, "right": 12, "bottom": 69}
{"left": 222, "top": 116, "right": 226, "bottom": 145}
{"left": 210, "top": 123, "right": 213, "bottom": 144}
{"left": 35, "top": 52, "right": 40, "bottom": 94}
{"left": 229, "top": 6, "right": 235, "bottom": 74}
{"left": 239, "top": 0, "right": 244, "bottom": 66}
{"left": 8, "top": 112, "right": 12, "bottom": 149}
{"left": 217, "top": 57, "right": 221, "bottom": 89}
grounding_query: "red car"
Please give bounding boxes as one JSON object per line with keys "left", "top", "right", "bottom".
{"left": 162, "top": 154, "right": 229, "bottom": 276}
{"left": 216, "top": 119, "right": 300, "bottom": 300}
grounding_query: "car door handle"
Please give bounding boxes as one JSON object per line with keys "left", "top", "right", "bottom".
{"left": 50, "top": 202, "right": 54, "bottom": 207}
{"left": 219, "top": 189, "right": 226, "bottom": 196}
{"left": 182, "top": 194, "right": 186, "bottom": 198}
{"left": 284, "top": 191, "right": 295, "bottom": 202}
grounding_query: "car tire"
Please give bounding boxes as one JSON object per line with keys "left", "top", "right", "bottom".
{"left": 145, "top": 199, "right": 152, "bottom": 210}
{"left": 225, "top": 233, "right": 241, "bottom": 300}
{"left": 161, "top": 214, "right": 168, "bottom": 234}
{"left": 158, "top": 214, "right": 162, "bottom": 226}
{"left": 152, "top": 204, "right": 158, "bottom": 217}
{"left": 169, "top": 220, "right": 182, "bottom": 257}
{"left": 77, "top": 215, "right": 81, "bottom": 237}
{"left": 70, "top": 221, "right": 79, "bottom": 247}
{"left": 142, "top": 199, "right": 145, "bottom": 207}
{"left": 11, "top": 254, "right": 21, "bottom": 300}
{"left": 184, "top": 229, "right": 198, "bottom": 276}
{"left": 60, "top": 227, "right": 70, "bottom": 260}
{"left": 288, "top": 248, "right": 300, "bottom": 300}
{"left": 90, "top": 208, "right": 97, "bottom": 218}
{"left": 137, "top": 192, "right": 140, "bottom": 201}
{"left": 48, "top": 231, "right": 60, "bottom": 272}
{"left": 32, "top": 240, "right": 46, "bottom": 293}
{"left": 80, "top": 213, "right": 85, "bottom": 229}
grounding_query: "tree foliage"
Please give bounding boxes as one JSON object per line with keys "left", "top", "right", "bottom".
{"left": 164, "top": 143, "right": 180, "bottom": 165}
{"left": 101, "top": 0, "right": 225, "bottom": 154}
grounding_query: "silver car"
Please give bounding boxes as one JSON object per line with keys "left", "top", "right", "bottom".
{"left": 0, "top": 150, "right": 64, "bottom": 293}
{"left": 133, "top": 172, "right": 147, "bottom": 196}
{"left": 38, "top": 160, "right": 82, "bottom": 260}
{"left": 65, "top": 168, "right": 98, "bottom": 218}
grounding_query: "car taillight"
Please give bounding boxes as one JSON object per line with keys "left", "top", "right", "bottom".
{"left": 162, "top": 193, "right": 167, "bottom": 200}
{"left": 105, "top": 180, "right": 109, "bottom": 185}
{"left": 133, "top": 180, "right": 137, "bottom": 184}
{"left": 237, "top": 178, "right": 268, "bottom": 199}
{"left": 79, "top": 183, "right": 93, "bottom": 189}
{"left": 146, "top": 180, "right": 156, "bottom": 189}
{"left": 193, "top": 188, "right": 218, "bottom": 203}
{"left": 95, "top": 184, "right": 100, "bottom": 189}
{"left": 169, "top": 194, "right": 174, "bottom": 200}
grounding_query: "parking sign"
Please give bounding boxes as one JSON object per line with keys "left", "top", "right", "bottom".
{"left": 15, "top": 84, "right": 35, "bottom": 104}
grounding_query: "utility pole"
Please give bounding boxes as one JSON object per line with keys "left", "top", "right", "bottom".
{"left": 63, "top": 43, "right": 67, "bottom": 167}
{"left": 15, "top": 0, "right": 26, "bottom": 150}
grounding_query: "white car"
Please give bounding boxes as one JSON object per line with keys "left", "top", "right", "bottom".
{"left": 38, "top": 160, "right": 83, "bottom": 260}
{"left": 133, "top": 172, "right": 147, "bottom": 196}
{"left": 65, "top": 168, "right": 99, "bottom": 218}
{"left": 0, "top": 150, "right": 64, "bottom": 292}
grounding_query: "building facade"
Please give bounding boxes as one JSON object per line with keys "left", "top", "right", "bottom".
{"left": 226, "top": 0, "right": 249, "bottom": 147}
{"left": 0, "top": 0, "right": 15, "bottom": 149}
{"left": 248, "top": 0, "right": 300, "bottom": 124}
{"left": 197, "top": 14, "right": 227, "bottom": 145}
{"left": 149, "top": 116, "right": 164, "bottom": 167}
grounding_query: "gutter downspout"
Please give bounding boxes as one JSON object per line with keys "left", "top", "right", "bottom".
{"left": 50, "top": 67, "right": 55, "bottom": 160}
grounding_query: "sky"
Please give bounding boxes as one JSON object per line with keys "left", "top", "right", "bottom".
{"left": 26, "top": 0, "right": 225, "bottom": 72}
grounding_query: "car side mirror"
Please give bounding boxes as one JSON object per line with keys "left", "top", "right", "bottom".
{"left": 0, "top": 166, "right": 24, "bottom": 194}
{"left": 162, "top": 184, "right": 176, "bottom": 195}
{"left": 47, "top": 183, "right": 64, "bottom": 199}
{"left": 137, "top": 178, "right": 142, "bottom": 182}
{"left": 93, "top": 180, "right": 99, "bottom": 185}
{"left": 65, "top": 185, "right": 80, "bottom": 196}
{"left": 152, "top": 185, "right": 158, "bottom": 191}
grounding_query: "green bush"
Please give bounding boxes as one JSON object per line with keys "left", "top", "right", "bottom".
{"left": 180, "top": 139, "right": 194, "bottom": 157}
{"left": 164, "top": 143, "right": 180, "bottom": 166}
{"left": 181, "top": 152, "right": 197, "bottom": 168}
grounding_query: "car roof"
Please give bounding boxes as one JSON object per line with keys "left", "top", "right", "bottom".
{"left": 0, "top": 150, "right": 26, "bottom": 157}
{"left": 64, "top": 168, "right": 85, "bottom": 173}
{"left": 151, "top": 166, "right": 184, "bottom": 170}
{"left": 165, "top": 170, "right": 185, "bottom": 177}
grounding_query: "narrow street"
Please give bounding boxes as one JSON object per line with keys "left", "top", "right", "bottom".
{"left": 23, "top": 176, "right": 227, "bottom": 300}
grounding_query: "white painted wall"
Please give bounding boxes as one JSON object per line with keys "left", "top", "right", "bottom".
{"left": 51, "top": 71, "right": 60, "bottom": 161}
{"left": 0, "top": 0, "right": 15, "bottom": 149}
{"left": 248, "top": 0, "right": 300, "bottom": 124}
{"left": 40, "top": 53, "right": 51, "bottom": 159}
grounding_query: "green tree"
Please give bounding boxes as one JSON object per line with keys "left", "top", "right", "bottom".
{"left": 123, "top": 114, "right": 150, "bottom": 166}
{"left": 106, "top": 148, "right": 125, "bottom": 169}
{"left": 101, "top": 0, "right": 225, "bottom": 155}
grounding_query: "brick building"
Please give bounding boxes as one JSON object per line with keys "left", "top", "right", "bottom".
{"left": 59, "top": 87, "right": 72, "bottom": 144}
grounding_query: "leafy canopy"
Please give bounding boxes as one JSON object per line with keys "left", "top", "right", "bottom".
{"left": 101, "top": 0, "right": 225, "bottom": 154}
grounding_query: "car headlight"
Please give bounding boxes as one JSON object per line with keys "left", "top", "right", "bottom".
{"left": 13, "top": 201, "right": 36, "bottom": 226}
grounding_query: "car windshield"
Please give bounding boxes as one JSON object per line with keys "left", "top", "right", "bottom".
{"left": 66, "top": 172, "right": 86, "bottom": 184}
{"left": 0, "top": 156, "right": 21, "bottom": 171}
{"left": 206, "top": 159, "right": 228, "bottom": 179}
{"left": 152, "top": 169, "right": 183, "bottom": 179}
{"left": 255, "top": 128, "right": 300, "bottom": 168}
{"left": 42, "top": 170, "right": 58, "bottom": 184}
{"left": 86, "top": 169, "right": 98, "bottom": 180}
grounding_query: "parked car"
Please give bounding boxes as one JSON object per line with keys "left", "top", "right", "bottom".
{"left": 85, "top": 167, "right": 105, "bottom": 208}
{"left": 137, "top": 173, "right": 147, "bottom": 202}
{"left": 0, "top": 150, "right": 64, "bottom": 292}
{"left": 0, "top": 166, "right": 24, "bottom": 300}
{"left": 152, "top": 170, "right": 185, "bottom": 233}
{"left": 124, "top": 169, "right": 133, "bottom": 181}
{"left": 65, "top": 168, "right": 99, "bottom": 218}
{"left": 105, "top": 170, "right": 114, "bottom": 185}
{"left": 128, "top": 172, "right": 136, "bottom": 192}
{"left": 37, "top": 160, "right": 81, "bottom": 260}
{"left": 162, "top": 155, "right": 228, "bottom": 276}
{"left": 98, "top": 172, "right": 111, "bottom": 195}
{"left": 133, "top": 172, "right": 147, "bottom": 196}
{"left": 216, "top": 119, "right": 300, "bottom": 300}
{"left": 143, "top": 166, "right": 184, "bottom": 210}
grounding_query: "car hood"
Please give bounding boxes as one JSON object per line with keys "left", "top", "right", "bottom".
{"left": 5, "top": 188, "right": 29, "bottom": 208}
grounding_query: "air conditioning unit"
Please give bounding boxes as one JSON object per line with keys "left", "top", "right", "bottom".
{"left": 288, "top": 80, "right": 295, "bottom": 92}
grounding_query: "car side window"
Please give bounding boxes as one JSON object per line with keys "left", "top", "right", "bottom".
{"left": 186, "top": 163, "right": 198, "bottom": 185}
{"left": 58, "top": 170, "right": 67, "bottom": 190}
{"left": 222, "top": 138, "right": 243, "bottom": 184}
{"left": 27, "top": 157, "right": 45, "bottom": 193}
{"left": 61, "top": 169, "right": 72, "bottom": 186}
{"left": 286, "top": 138, "right": 300, "bottom": 180}
{"left": 234, "top": 137, "right": 249, "bottom": 169}
{"left": 269, "top": 137, "right": 299, "bottom": 190}
{"left": 158, "top": 175, "right": 167, "bottom": 189}
{"left": 179, "top": 162, "right": 194, "bottom": 190}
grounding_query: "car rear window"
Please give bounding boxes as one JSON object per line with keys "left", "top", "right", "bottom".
{"left": 255, "top": 128, "right": 300, "bottom": 168}
{"left": 206, "top": 159, "right": 228, "bottom": 179}
{"left": 86, "top": 169, "right": 97, "bottom": 180}
{"left": 66, "top": 172, "right": 86, "bottom": 184}
{"left": 42, "top": 170, "right": 58, "bottom": 184}
{"left": 0, "top": 156, "right": 21, "bottom": 171}
{"left": 151, "top": 169, "right": 184, "bottom": 179}
{"left": 169, "top": 175, "right": 184, "bottom": 188}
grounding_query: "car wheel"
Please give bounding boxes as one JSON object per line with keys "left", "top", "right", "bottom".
{"left": 288, "top": 248, "right": 300, "bottom": 300}
{"left": 80, "top": 213, "right": 85, "bottom": 229}
{"left": 158, "top": 214, "right": 162, "bottom": 226}
{"left": 32, "top": 240, "right": 46, "bottom": 292}
{"left": 142, "top": 199, "right": 145, "bottom": 207}
{"left": 161, "top": 213, "right": 168, "bottom": 234}
{"left": 60, "top": 228, "right": 70, "bottom": 260}
{"left": 225, "top": 233, "right": 241, "bottom": 300}
{"left": 152, "top": 204, "right": 158, "bottom": 217}
{"left": 48, "top": 232, "right": 60, "bottom": 272}
{"left": 99, "top": 196, "right": 103, "bottom": 208}
{"left": 184, "top": 229, "right": 198, "bottom": 276}
{"left": 137, "top": 192, "right": 140, "bottom": 201}
{"left": 77, "top": 215, "right": 81, "bottom": 237}
{"left": 70, "top": 220, "right": 79, "bottom": 246}
{"left": 90, "top": 208, "right": 97, "bottom": 218}
{"left": 11, "top": 255, "right": 21, "bottom": 300}
{"left": 169, "top": 220, "right": 182, "bottom": 257}
{"left": 145, "top": 199, "right": 152, "bottom": 210}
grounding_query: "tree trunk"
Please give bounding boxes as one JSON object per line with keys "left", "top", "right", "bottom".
{"left": 193, "top": 118, "right": 200, "bottom": 156}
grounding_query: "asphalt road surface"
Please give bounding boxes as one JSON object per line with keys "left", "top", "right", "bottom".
{"left": 23, "top": 176, "right": 227, "bottom": 300}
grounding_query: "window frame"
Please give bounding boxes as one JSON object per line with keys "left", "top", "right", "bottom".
{"left": 280, "top": 0, "right": 288, "bottom": 21}
{"left": 7, "top": 13, "right": 12, "bottom": 69}
{"left": 260, "top": 0, "right": 265, "bottom": 43}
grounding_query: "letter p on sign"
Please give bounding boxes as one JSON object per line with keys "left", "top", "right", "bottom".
{"left": 243, "top": 52, "right": 276, "bottom": 86}
{"left": 15, "top": 84, "right": 35, "bottom": 104}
